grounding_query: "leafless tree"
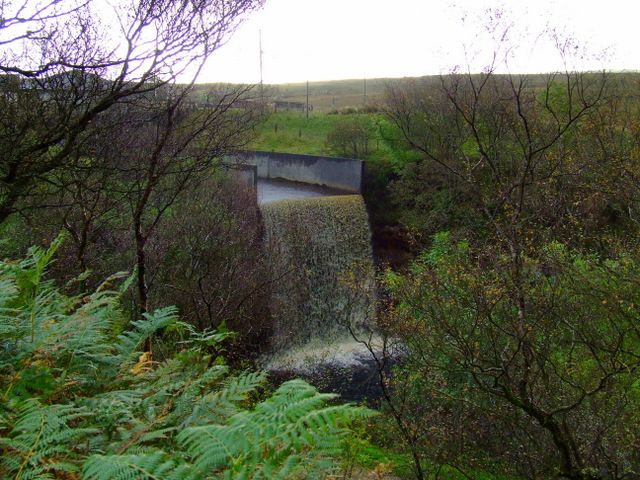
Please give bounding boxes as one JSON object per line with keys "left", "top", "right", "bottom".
{"left": 0, "top": 0, "right": 263, "bottom": 222}
{"left": 88, "top": 83, "right": 263, "bottom": 319}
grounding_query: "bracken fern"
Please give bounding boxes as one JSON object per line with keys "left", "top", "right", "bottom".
{"left": 0, "top": 240, "right": 372, "bottom": 479}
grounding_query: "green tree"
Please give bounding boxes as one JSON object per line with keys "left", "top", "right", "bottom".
{"left": 386, "top": 235, "right": 640, "bottom": 479}
{"left": 326, "top": 117, "right": 374, "bottom": 158}
{"left": 380, "top": 30, "right": 640, "bottom": 478}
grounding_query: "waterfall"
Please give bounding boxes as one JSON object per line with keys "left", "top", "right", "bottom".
{"left": 261, "top": 194, "right": 376, "bottom": 358}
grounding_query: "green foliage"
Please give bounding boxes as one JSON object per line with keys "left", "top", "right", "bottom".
{"left": 340, "top": 420, "right": 517, "bottom": 480}
{"left": 385, "top": 234, "right": 640, "bottom": 478}
{"left": 325, "top": 117, "right": 374, "bottom": 159}
{"left": 374, "top": 116, "right": 422, "bottom": 170}
{"left": 249, "top": 112, "right": 343, "bottom": 156}
{"left": 177, "top": 380, "right": 366, "bottom": 479}
{"left": 0, "top": 242, "right": 372, "bottom": 479}
{"left": 340, "top": 434, "right": 415, "bottom": 479}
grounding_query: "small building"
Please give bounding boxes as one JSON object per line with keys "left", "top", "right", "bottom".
{"left": 274, "top": 100, "right": 312, "bottom": 113}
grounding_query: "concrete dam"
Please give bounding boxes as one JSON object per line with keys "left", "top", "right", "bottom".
{"left": 231, "top": 151, "right": 376, "bottom": 374}
{"left": 232, "top": 150, "right": 364, "bottom": 195}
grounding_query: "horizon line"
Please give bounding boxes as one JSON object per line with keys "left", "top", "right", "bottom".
{"left": 194, "top": 69, "right": 640, "bottom": 86}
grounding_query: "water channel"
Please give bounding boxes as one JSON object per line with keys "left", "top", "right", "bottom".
{"left": 257, "top": 178, "right": 351, "bottom": 204}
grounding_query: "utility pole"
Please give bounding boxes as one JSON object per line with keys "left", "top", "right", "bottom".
{"left": 306, "top": 80, "right": 309, "bottom": 119}
{"left": 363, "top": 77, "right": 367, "bottom": 107}
{"left": 259, "top": 29, "right": 264, "bottom": 107}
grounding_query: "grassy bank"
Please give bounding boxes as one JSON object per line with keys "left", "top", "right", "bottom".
{"left": 248, "top": 111, "right": 342, "bottom": 156}
{"left": 248, "top": 111, "right": 411, "bottom": 164}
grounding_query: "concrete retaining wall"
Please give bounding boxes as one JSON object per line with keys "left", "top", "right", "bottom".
{"left": 234, "top": 151, "right": 363, "bottom": 193}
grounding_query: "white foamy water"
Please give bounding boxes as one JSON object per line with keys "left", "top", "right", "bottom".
{"left": 261, "top": 335, "right": 384, "bottom": 373}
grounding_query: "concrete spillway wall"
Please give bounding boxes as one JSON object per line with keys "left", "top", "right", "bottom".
{"left": 234, "top": 150, "right": 363, "bottom": 193}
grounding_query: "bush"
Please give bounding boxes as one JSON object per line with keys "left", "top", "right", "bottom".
{"left": 326, "top": 117, "right": 375, "bottom": 159}
{"left": 385, "top": 234, "right": 640, "bottom": 479}
{"left": 339, "top": 106, "right": 359, "bottom": 115}
{"left": 360, "top": 104, "right": 381, "bottom": 114}
{"left": 149, "top": 175, "right": 271, "bottom": 356}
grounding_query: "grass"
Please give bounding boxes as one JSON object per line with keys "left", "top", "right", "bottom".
{"left": 345, "top": 417, "right": 519, "bottom": 480}
{"left": 247, "top": 111, "right": 406, "bottom": 164}
{"left": 248, "top": 111, "right": 340, "bottom": 156}
{"left": 346, "top": 439, "right": 415, "bottom": 478}
{"left": 263, "top": 78, "right": 389, "bottom": 113}
{"left": 192, "top": 77, "right": 389, "bottom": 113}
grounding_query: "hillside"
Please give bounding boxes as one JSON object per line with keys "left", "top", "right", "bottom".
{"left": 193, "top": 71, "right": 640, "bottom": 113}
{"left": 268, "top": 78, "right": 388, "bottom": 112}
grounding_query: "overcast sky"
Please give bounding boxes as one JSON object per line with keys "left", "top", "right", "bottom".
{"left": 200, "top": 0, "right": 639, "bottom": 84}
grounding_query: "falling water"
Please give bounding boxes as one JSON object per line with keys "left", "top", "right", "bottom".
{"left": 261, "top": 194, "right": 376, "bottom": 362}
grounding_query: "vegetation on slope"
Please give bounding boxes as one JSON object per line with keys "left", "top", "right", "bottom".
{"left": 359, "top": 63, "right": 640, "bottom": 478}
{"left": 0, "top": 238, "right": 372, "bottom": 479}
{"left": 3, "top": 2, "right": 640, "bottom": 477}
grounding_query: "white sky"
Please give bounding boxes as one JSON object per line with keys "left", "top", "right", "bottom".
{"left": 200, "top": 0, "right": 639, "bottom": 84}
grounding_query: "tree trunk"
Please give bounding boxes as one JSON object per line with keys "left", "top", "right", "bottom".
{"left": 134, "top": 218, "right": 151, "bottom": 352}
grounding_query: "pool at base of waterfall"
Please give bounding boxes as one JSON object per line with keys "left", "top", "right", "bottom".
{"left": 260, "top": 336, "right": 400, "bottom": 406}
{"left": 261, "top": 337, "right": 379, "bottom": 373}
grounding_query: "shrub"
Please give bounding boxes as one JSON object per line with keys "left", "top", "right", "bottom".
{"left": 385, "top": 234, "right": 640, "bottom": 479}
{"left": 149, "top": 175, "right": 271, "bottom": 356}
{"left": 326, "top": 118, "right": 374, "bottom": 159}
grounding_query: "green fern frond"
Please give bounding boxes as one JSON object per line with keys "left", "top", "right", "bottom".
{"left": 0, "top": 399, "right": 94, "bottom": 479}
{"left": 177, "top": 379, "right": 373, "bottom": 478}
{"left": 182, "top": 370, "right": 267, "bottom": 427}
{"left": 0, "top": 234, "right": 66, "bottom": 308}
{"left": 1, "top": 245, "right": 372, "bottom": 479}
{"left": 114, "top": 307, "right": 178, "bottom": 367}
{"left": 83, "top": 450, "right": 197, "bottom": 480}
{"left": 47, "top": 291, "right": 121, "bottom": 372}
{"left": 178, "top": 325, "right": 235, "bottom": 351}
{"left": 0, "top": 278, "right": 21, "bottom": 339}
{"left": 176, "top": 424, "right": 230, "bottom": 473}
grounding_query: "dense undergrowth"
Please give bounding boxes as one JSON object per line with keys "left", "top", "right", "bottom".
{"left": 0, "top": 237, "right": 372, "bottom": 479}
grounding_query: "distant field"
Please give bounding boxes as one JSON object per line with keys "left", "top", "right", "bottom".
{"left": 268, "top": 78, "right": 390, "bottom": 112}
{"left": 196, "top": 71, "right": 640, "bottom": 160}
{"left": 193, "top": 77, "right": 393, "bottom": 112}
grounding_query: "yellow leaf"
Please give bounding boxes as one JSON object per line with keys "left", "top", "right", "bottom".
{"left": 130, "top": 351, "right": 153, "bottom": 375}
